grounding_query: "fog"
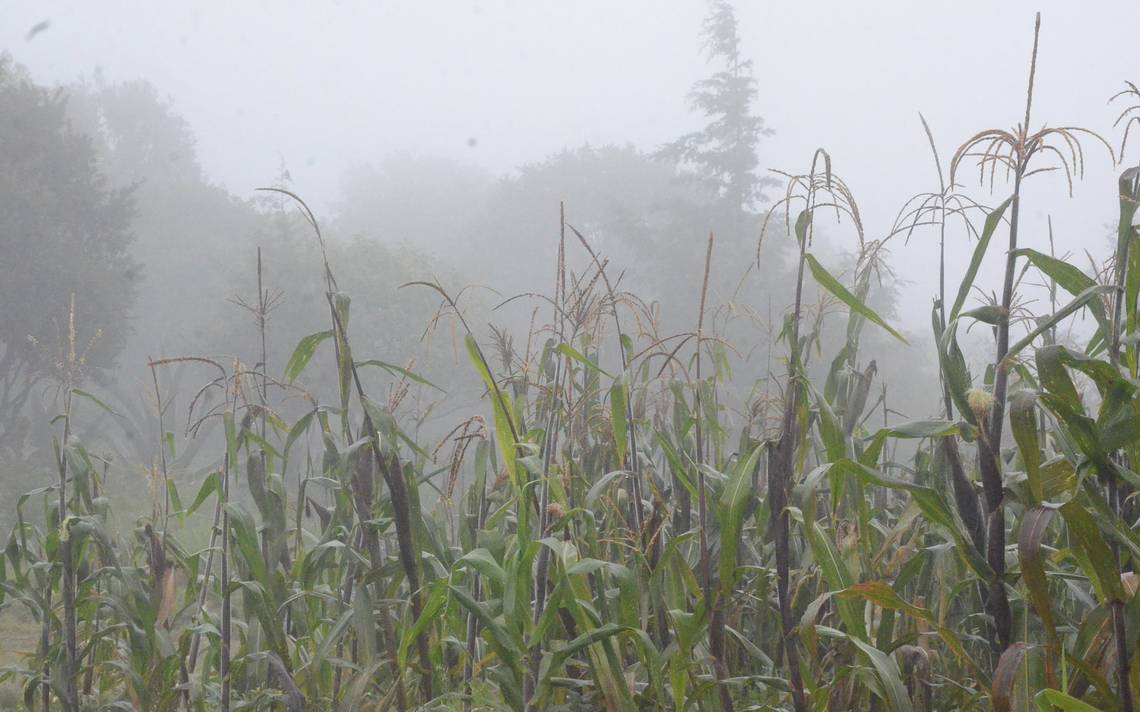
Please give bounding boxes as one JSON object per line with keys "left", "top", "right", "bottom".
{"left": 0, "top": 0, "right": 1135, "bottom": 467}
{"left": 4, "top": 1, "right": 1136, "bottom": 327}
{"left": 0, "top": 1, "right": 1137, "bottom": 494}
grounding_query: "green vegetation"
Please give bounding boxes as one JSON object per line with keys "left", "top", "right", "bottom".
{"left": 4, "top": 10, "right": 1140, "bottom": 712}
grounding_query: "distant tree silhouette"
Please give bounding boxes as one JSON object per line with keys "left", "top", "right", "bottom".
{"left": 0, "top": 57, "right": 137, "bottom": 452}
{"left": 660, "top": 0, "right": 775, "bottom": 215}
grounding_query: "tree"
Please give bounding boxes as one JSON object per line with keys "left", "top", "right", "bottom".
{"left": 65, "top": 77, "right": 262, "bottom": 373}
{"left": 660, "top": 0, "right": 774, "bottom": 214}
{"left": 200, "top": 203, "right": 461, "bottom": 419}
{"left": 0, "top": 56, "right": 137, "bottom": 453}
{"left": 459, "top": 144, "right": 804, "bottom": 412}
{"left": 462, "top": 144, "right": 722, "bottom": 321}
{"left": 68, "top": 77, "right": 202, "bottom": 186}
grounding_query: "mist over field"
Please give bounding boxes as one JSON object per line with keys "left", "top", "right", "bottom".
{"left": 1, "top": 2, "right": 1139, "bottom": 710}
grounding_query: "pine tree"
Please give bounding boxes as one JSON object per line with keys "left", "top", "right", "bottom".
{"left": 661, "top": 0, "right": 774, "bottom": 214}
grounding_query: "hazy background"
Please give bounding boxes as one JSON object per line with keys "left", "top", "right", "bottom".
{"left": 3, "top": 0, "right": 1135, "bottom": 325}
{"left": 1, "top": 1, "right": 1137, "bottom": 512}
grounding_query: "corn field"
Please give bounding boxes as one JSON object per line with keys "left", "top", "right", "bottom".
{"left": 5, "top": 16, "right": 1140, "bottom": 712}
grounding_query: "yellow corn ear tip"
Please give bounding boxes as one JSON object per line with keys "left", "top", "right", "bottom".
{"left": 836, "top": 520, "right": 858, "bottom": 552}
{"left": 616, "top": 488, "right": 629, "bottom": 507}
{"left": 966, "top": 388, "right": 994, "bottom": 420}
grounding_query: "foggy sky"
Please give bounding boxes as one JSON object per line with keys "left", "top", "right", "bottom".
{"left": 2, "top": 0, "right": 1137, "bottom": 330}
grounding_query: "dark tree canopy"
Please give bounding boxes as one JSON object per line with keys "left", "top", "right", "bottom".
{"left": 0, "top": 57, "right": 137, "bottom": 449}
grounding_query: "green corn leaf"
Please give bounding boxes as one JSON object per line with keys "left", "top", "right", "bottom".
{"left": 547, "top": 623, "right": 629, "bottom": 678}
{"left": 455, "top": 548, "right": 507, "bottom": 588}
{"left": 225, "top": 502, "right": 268, "bottom": 588}
{"left": 313, "top": 609, "right": 353, "bottom": 671}
{"left": 355, "top": 359, "right": 444, "bottom": 392}
{"left": 805, "top": 253, "right": 907, "bottom": 344}
{"left": 1119, "top": 168, "right": 1140, "bottom": 339}
{"left": 959, "top": 304, "right": 1008, "bottom": 325}
{"left": 950, "top": 196, "right": 1013, "bottom": 320}
{"left": 794, "top": 209, "right": 812, "bottom": 244}
{"left": 449, "top": 585, "right": 524, "bottom": 681}
{"left": 283, "top": 330, "right": 333, "bottom": 383}
{"left": 718, "top": 443, "right": 765, "bottom": 596}
{"left": 809, "top": 381, "right": 847, "bottom": 462}
{"left": 938, "top": 319, "right": 976, "bottom": 425}
{"left": 861, "top": 419, "right": 960, "bottom": 468}
{"left": 351, "top": 581, "right": 376, "bottom": 664}
{"left": 816, "top": 626, "right": 913, "bottom": 712}
{"left": 398, "top": 578, "right": 447, "bottom": 668}
{"left": 1035, "top": 688, "right": 1107, "bottom": 711}
{"left": 1060, "top": 500, "right": 1125, "bottom": 603}
{"left": 804, "top": 519, "right": 864, "bottom": 639}
{"left": 585, "top": 470, "right": 627, "bottom": 510}
{"left": 610, "top": 377, "right": 629, "bottom": 468}
{"left": 72, "top": 389, "right": 119, "bottom": 416}
{"left": 1012, "top": 248, "right": 1097, "bottom": 296}
{"left": 1009, "top": 390, "right": 1042, "bottom": 502}
{"left": 557, "top": 343, "right": 613, "bottom": 378}
{"left": 1002, "top": 285, "right": 1115, "bottom": 368}
{"left": 851, "top": 636, "right": 914, "bottom": 712}
{"left": 1036, "top": 345, "right": 1083, "bottom": 408}
{"left": 465, "top": 334, "right": 520, "bottom": 492}
{"left": 166, "top": 479, "right": 183, "bottom": 520}
{"left": 830, "top": 459, "right": 991, "bottom": 579}
{"left": 186, "top": 470, "right": 222, "bottom": 517}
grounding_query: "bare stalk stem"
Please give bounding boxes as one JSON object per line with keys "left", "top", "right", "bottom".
{"left": 528, "top": 203, "right": 568, "bottom": 710}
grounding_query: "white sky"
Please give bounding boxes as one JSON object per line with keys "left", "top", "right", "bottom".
{"left": 2, "top": 0, "right": 1137, "bottom": 330}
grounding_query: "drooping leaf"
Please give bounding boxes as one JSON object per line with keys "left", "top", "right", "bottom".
{"left": 805, "top": 253, "right": 907, "bottom": 344}
{"left": 455, "top": 548, "right": 507, "bottom": 588}
{"left": 283, "top": 330, "right": 333, "bottom": 383}
{"left": 991, "top": 642, "right": 1029, "bottom": 712}
{"left": 355, "top": 359, "right": 444, "bottom": 392}
{"left": 1002, "top": 286, "right": 1116, "bottom": 367}
{"left": 718, "top": 443, "right": 764, "bottom": 596}
{"left": 829, "top": 459, "right": 991, "bottom": 579}
{"left": 1009, "top": 390, "right": 1042, "bottom": 502}
{"left": 1060, "top": 500, "right": 1125, "bottom": 603}
{"left": 816, "top": 626, "right": 913, "bottom": 712}
{"left": 1018, "top": 506, "right": 1058, "bottom": 651}
{"left": 72, "top": 389, "right": 119, "bottom": 416}
{"left": 557, "top": 343, "right": 613, "bottom": 378}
